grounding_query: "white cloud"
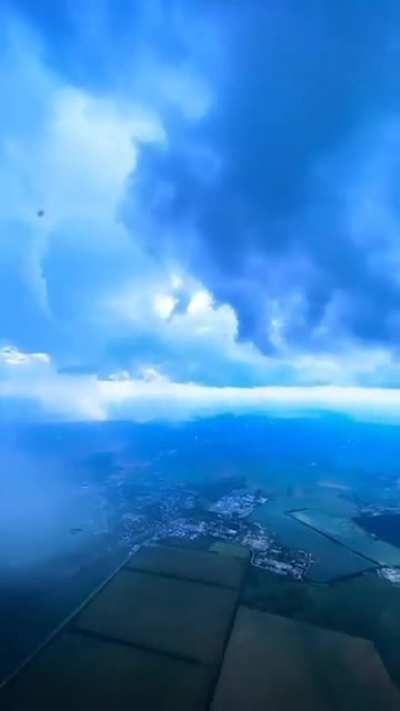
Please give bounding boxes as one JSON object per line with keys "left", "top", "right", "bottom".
{"left": 170, "top": 273, "right": 184, "bottom": 290}
{"left": 153, "top": 293, "right": 178, "bottom": 319}
{"left": 0, "top": 19, "right": 167, "bottom": 359}
{"left": 2, "top": 345, "right": 400, "bottom": 425}
{"left": 1, "top": 49, "right": 164, "bottom": 228}
{"left": 28, "top": 88, "right": 163, "bottom": 225}
{"left": 0, "top": 345, "right": 50, "bottom": 366}
{"left": 104, "top": 267, "right": 400, "bottom": 388}
{"left": 187, "top": 290, "right": 213, "bottom": 315}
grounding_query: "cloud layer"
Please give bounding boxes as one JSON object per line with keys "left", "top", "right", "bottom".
{"left": 127, "top": 2, "right": 400, "bottom": 354}
{"left": 3, "top": 345, "right": 400, "bottom": 424}
{"left": 3, "top": 2, "right": 400, "bottom": 421}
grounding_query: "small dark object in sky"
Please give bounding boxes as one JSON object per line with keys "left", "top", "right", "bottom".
{"left": 70, "top": 527, "right": 83, "bottom": 535}
{"left": 37, "top": 209, "right": 44, "bottom": 217}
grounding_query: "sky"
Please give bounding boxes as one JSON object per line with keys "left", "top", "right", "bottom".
{"left": 2, "top": 0, "right": 400, "bottom": 423}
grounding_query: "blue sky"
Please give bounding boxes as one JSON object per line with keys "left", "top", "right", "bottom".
{"left": 2, "top": 0, "right": 400, "bottom": 422}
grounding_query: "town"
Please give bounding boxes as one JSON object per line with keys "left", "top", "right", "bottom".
{"left": 113, "top": 475, "right": 314, "bottom": 580}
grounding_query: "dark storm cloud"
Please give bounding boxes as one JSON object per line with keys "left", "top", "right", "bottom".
{"left": 9, "top": 0, "right": 203, "bottom": 97}
{"left": 123, "top": 1, "right": 400, "bottom": 351}
{"left": 6, "top": 0, "right": 400, "bottom": 395}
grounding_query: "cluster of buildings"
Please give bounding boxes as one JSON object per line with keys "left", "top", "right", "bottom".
{"left": 115, "top": 477, "right": 314, "bottom": 580}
